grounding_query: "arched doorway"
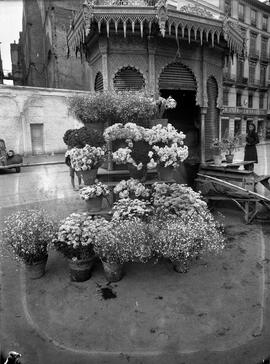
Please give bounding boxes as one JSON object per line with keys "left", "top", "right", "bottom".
{"left": 158, "top": 62, "right": 200, "bottom": 186}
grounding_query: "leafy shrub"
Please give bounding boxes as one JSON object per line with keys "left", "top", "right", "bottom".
{"left": 63, "top": 127, "right": 105, "bottom": 148}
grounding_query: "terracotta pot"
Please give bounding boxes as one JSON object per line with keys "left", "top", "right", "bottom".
{"left": 68, "top": 256, "right": 95, "bottom": 282}
{"left": 25, "top": 255, "right": 48, "bottom": 279}
{"left": 225, "top": 154, "right": 234, "bottom": 164}
{"left": 85, "top": 196, "right": 103, "bottom": 212}
{"left": 127, "top": 163, "right": 147, "bottom": 181}
{"left": 102, "top": 260, "right": 123, "bottom": 282}
{"left": 171, "top": 259, "right": 192, "bottom": 273}
{"left": 157, "top": 165, "right": 176, "bottom": 181}
{"left": 213, "top": 154, "right": 222, "bottom": 166}
{"left": 81, "top": 169, "right": 98, "bottom": 186}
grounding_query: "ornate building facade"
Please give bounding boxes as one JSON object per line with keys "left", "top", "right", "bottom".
{"left": 67, "top": 0, "right": 243, "bottom": 161}
{"left": 222, "top": 0, "right": 270, "bottom": 142}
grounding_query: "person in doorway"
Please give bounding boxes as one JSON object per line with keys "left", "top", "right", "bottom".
{"left": 65, "top": 147, "right": 82, "bottom": 191}
{"left": 244, "top": 123, "right": 259, "bottom": 171}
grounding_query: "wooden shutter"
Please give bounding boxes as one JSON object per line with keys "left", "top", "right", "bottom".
{"left": 159, "top": 62, "right": 196, "bottom": 91}
{"left": 95, "top": 72, "right": 104, "bottom": 92}
{"left": 113, "top": 67, "right": 145, "bottom": 91}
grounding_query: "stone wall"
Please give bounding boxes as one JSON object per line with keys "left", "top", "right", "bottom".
{"left": 0, "top": 85, "right": 87, "bottom": 156}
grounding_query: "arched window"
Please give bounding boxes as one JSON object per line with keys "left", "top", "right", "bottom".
{"left": 113, "top": 66, "right": 145, "bottom": 91}
{"left": 159, "top": 62, "right": 196, "bottom": 91}
{"left": 94, "top": 72, "right": 104, "bottom": 92}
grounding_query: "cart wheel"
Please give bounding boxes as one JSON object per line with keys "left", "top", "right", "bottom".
{"left": 15, "top": 167, "right": 21, "bottom": 173}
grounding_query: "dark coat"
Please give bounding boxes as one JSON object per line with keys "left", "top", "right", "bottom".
{"left": 244, "top": 132, "right": 259, "bottom": 164}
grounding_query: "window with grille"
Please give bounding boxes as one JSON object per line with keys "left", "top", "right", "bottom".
{"left": 248, "top": 93, "right": 253, "bottom": 108}
{"left": 263, "top": 15, "right": 268, "bottom": 31}
{"left": 237, "top": 58, "right": 244, "bottom": 81}
{"left": 250, "top": 33, "right": 257, "bottom": 55}
{"left": 249, "top": 63, "right": 256, "bottom": 84}
{"left": 113, "top": 66, "right": 145, "bottom": 91}
{"left": 236, "top": 92, "right": 242, "bottom": 107}
{"left": 223, "top": 89, "right": 229, "bottom": 105}
{"left": 261, "top": 37, "right": 268, "bottom": 59}
{"left": 239, "top": 3, "right": 244, "bottom": 21}
{"left": 251, "top": 9, "right": 257, "bottom": 26}
{"left": 94, "top": 72, "right": 103, "bottom": 92}
{"left": 260, "top": 65, "right": 266, "bottom": 86}
{"left": 259, "top": 93, "right": 264, "bottom": 109}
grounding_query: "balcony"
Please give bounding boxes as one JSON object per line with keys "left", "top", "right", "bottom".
{"left": 93, "top": 0, "right": 157, "bottom": 5}
{"left": 236, "top": 75, "right": 248, "bottom": 87}
{"left": 248, "top": 79, "right": 259, "bottom": 89}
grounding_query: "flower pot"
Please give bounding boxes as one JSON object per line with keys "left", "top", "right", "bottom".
{"left": 102, "top": 260, "right": 123, "bottom": 282}
{"left": 25, "top": 255, "right": 48, "bottom": 279}
{"left": 85, "top": 196, "right": 103, "bottom": 212}
{"left": 225, "top": 154, "right": 234, "bottom": 164}
{"left": 171, "top": 259, "right": 191, "bottom": 273}
{"left": 127, "top": 163, "right": 147, "bottom": 181}
{"left": 68, "top": 256, "right": 95, "bottom": 282}
{"left": 157, "top": 165, "right": 176, "bottom": 181}
{"left": 149, "top": 119, "right": 168, "bottom": 127}
{"left": 81, "top": 169, "right": 98, "bottom": 186}
{"left": 213, "top": 154, "right": 222, "bottom": 166}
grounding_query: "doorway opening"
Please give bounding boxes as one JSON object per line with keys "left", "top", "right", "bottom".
{"left": 160, "top": 89, "right": 201, "bottom": 161}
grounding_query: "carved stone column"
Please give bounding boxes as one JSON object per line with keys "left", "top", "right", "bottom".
{"left": 99, "top": 37, "right": 109, "bottom": 90}
{"left": 147, "top": 36, "right": 157, "bottom": 95}
{"left": 200, "top": 107, "right": 208, "bottom": 164}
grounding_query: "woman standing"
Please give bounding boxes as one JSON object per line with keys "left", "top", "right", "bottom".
{"left": 244, "top": 123, "right": 259, "bottom": 171}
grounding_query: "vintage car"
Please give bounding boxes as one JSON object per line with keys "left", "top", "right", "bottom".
{"left": 0, "top": 139, "right": 23, "bottom": 173}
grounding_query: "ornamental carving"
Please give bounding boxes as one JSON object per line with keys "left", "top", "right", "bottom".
{"left": 179, "top": 4, "right": 214, "bottom": 19}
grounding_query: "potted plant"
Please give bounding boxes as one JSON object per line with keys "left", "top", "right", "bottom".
{"left": 113, "top": 178, "right": 150, "bottom": 200}
{"left": 210, "top": 138, "right": 225, "bottom": 165}
{"left": 152, "top": 211, "right": 225, "bottom": 273}
{"left": 221, "top": 135, "right": 241, "bottom": 163}
{"left": 79, "top": 182, "right": 110, "bottom": 212}
{"left": 53, "top": 213, "right": 105, "bottom": 282}
{"left": 151, "top": 182, "right": 207, "bottom": 218}
{"left": 145, "top": 124, "right": 189, "bottom": 180}
{"left": 69, "top": 144, "right": 106, "bottom": 185}
{"left": 93, "top": 218, "right": 153, "bottom": 282}
{"left": 2, "top": 209, "right": 56, "bottom": 279}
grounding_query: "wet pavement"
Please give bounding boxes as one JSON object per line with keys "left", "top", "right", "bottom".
{"left": 0, "top": 164, "right": 270, "bottom": 364}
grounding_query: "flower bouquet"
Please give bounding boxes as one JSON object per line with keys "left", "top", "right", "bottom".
{"left": 113, "top": 178, "right": 150, "bottom": 200}
{"left": 2, "top": 209, "right": 56, "bottom": 279}
{"left": 53, "top": 213, "right": 106, "bottom": 281}
{"left": 154, "top": 96, "right": 177, "bottom": 119}
{"left": 69, "top": 144, "right": 106, "bottom": 185}
{"left": 210, "top": 138, "right": 226, "bottom": 165}
{"left": 221, "top": 134, "right": 242, "bottom": 163}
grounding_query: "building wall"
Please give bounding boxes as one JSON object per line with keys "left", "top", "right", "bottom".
{"left": 0, "top": 85, "right": 86, "bottom": 156}
{"left": 222, "top": 0, "right": 270, "bottom": 144}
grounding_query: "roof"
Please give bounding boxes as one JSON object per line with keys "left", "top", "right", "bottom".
{"left": 67, "top": 0, "right": 245, "bottom": 55}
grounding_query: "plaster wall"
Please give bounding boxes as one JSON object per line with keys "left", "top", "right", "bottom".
{"left": 0, "top": 85, "right": 87, "bottom": 156}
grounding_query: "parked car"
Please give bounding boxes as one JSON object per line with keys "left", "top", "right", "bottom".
{"left": 0, "top": 139, "right": 23, "bottom": 173}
